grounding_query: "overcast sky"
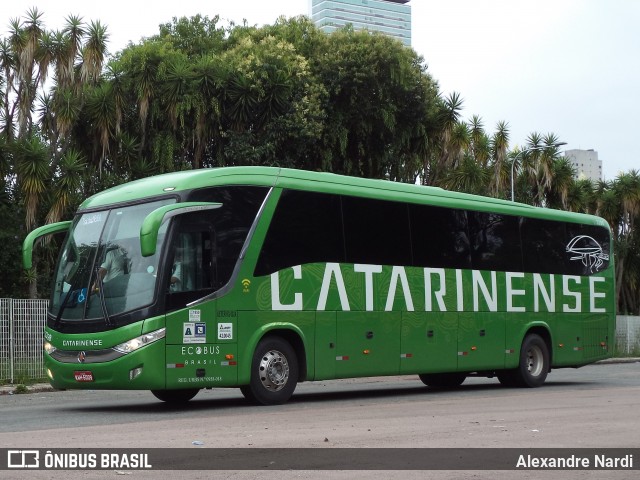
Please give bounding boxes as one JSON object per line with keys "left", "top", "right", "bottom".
{"left": 4, "top": 0, "right": 638, "bottom": 180}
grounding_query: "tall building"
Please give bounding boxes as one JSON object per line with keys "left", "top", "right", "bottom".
{"left": 564, "top": 149, "right": 603, "bottom": 182}
{"left": 310, "top": 0, "right": 412, "bottom": 46}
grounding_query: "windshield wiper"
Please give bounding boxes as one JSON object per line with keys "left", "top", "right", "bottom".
{"left": 54, "top": 286, "right": 76, "bottom": 329}
{"left": 94, "top": 267, "right": 113, "bottom": 327}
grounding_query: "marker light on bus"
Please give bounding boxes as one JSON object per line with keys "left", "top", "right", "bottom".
{"left": 129, "top": 366, "right": 143, "bottom": 380}
{"left": 113, "top": 328, "right": 166, "bottom": 354}
{"left": 44, "top": 341, "right": 56, "bottom": 354}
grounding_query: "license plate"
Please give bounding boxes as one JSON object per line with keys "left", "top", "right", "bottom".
{"left": 74, "top": 371, "right": 94, "bottom": 382}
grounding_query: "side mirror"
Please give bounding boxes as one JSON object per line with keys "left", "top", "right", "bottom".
{"left": 23, "top": 221, "right": 72, "bottom": 269}
{"left": 140, "top": 202, "right": 222, "bottom": 257}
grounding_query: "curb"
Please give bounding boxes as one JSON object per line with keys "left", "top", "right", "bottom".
{"left": 595, "top": 357, "right": 640, "bottom": 365}
{"left": 0, "top": 383, "right": 55, "bottom": 395}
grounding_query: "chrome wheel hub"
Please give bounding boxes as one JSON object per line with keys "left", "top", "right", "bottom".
{"left": 526, "top": 345, "right": 544, "bottom": 377}
{"left": 258, "top": 349, "right": 289, "bottom": 391}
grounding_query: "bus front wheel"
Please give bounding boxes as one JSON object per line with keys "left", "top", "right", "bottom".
{"left": 240, "top": 336, "right": 298, "bottom": 405}
{"left": 499, "top": 334, "right": 549, "bottom": 388}
{"left": 151, "top": 388, "right": 200, "bottom": 403}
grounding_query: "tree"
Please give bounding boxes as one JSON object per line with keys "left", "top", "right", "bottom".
{"left": 489, "top": 121, "right": 510, "bottom": 198}
{"left": 0, "top": 9, "right": 107, "bottom": 297}
{"left": 426, "top": 91, "right": 463, "bottom": 186}
{"left": 314, "top": 27, "right": 440, "bottom": 181}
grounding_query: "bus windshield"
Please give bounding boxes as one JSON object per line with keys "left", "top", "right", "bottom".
{"left": 50, "top": 199, "right": 174, "bottom": 323}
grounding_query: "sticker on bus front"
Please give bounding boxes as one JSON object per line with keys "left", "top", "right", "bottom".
{"left": 183, "top": 322, "right": 206, "bottom": 344}
{"left": 218, "top": 323, "right": 233, "bottom": 340}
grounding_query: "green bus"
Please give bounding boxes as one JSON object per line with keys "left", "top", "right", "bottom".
{"left": 23, "top": 167, "right": 615, "bottom": 405}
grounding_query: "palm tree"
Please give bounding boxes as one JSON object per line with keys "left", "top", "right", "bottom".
{"left": 192, "top": 55, "right": 223, "bottom": 169}
{"left": 441, "top": 154, "right": 490, "bottom": 195}
{"left": 427, "top": 91, "right": 463, "bottom": 186}
{"left": 9, "top": 8, "right": 46, "bottom": 137}
{"left": 85, "top": 83, "right": 116, "bottom": 173}
{"left": 80, "top": 20, "right": 108, "bottom": 85}
{"left": 45, "top": 148, "right": 86, "bottom": 224}
{"left": 1, "top": 9, "right": 110, "bottom": 297}
{"left": 58, "top": 15, "right": 85, "bottom": 91}
{"left": 13, "top": 133, "right": 49, "bottom": 297}
{"left": 595, "top": 185, "right": 621, "bottom": 234}
{"left": 548, "top": 157, "right": 576, "bottom": 210}
{"left": 0, "top": 38, "right": 16, "bottom": 138}
{"left": 489, "top": 121, "right": 510, "bottom": 198}
{"left": 614, "top": 170, "right": 640, "bottom": 236}
{"left": 447, "top": 121, "right": 470, "bottom": 169}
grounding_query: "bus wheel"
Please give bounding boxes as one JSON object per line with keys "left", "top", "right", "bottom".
{"left": 503, "top": 334, "right": 550, "bottom": 388}
{"left": 151, "top": 388, "right": 199, "bottom": 403}
{"left": 419, "top": 373, "right": 466, "bottom": 388}
{"left": 241, "top": 336, "right": 298, "bottom": 405}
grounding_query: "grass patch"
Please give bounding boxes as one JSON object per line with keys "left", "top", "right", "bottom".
{"left": 1, "top": 359, "right": 47, "bottom": 385}
{"left": 13, "top": 384, "right": 28, "bottom": 394}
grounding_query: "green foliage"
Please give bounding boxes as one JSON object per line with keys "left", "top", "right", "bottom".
{"left": 0, "top": 202, "right": 28, "bottom": 297}
{"left": 13, "top": 384, "right": 28, "bottom": 394}
{"left": 155, "top": 14, "right": 226, "bottom": 58}
{"left": 315, "top": 29, "right": 440, "bottom": 180}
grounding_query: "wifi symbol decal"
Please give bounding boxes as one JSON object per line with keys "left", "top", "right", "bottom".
{"left": 241, "top": 279, "right": 251, "bottom": 293}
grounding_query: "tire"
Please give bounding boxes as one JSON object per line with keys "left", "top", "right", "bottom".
{"left": 242, "top": 336, "right": 298, "bottom": 405}
{"left": 151, "top": 388, "right": 199, "bottom": 403}
{"left": 501, "top": 334, "right": 550, "bottom": 388}
{"left": 419, "top": 372, "right": 466, "bottom": 388}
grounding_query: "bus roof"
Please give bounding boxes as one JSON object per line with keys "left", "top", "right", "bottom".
{"left": 79, "top": 167, "right": 608, "bottom": 227}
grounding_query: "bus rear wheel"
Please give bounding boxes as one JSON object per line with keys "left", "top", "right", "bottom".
{"left": 240, "top": 336, "right": 298, "bottom": 406}
{"left": 151, "top": 388, "right": 200, "bottom": 403}
{"left": 499, "top": 334, "right": 549, "bottom": 388}
{"left": 419, "top": 373, "right": 466, "bottom": 388}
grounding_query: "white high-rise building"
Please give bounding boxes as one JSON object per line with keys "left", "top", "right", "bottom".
{"left": 310, "top": 0, "right": 412, "bottom": 46}
{"left": 564, "top": 149, "right": 603, "bottom": 182}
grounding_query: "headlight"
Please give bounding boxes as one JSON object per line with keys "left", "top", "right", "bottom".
{"left": 113, "top": 328, "right": 166, "bottom": 354}
{"left": 44, "top": 341, "right": 57, "bottom": 354}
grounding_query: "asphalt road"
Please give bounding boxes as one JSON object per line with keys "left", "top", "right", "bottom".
{"left": 1, "top": 362, "right": 639, "bottom": 479}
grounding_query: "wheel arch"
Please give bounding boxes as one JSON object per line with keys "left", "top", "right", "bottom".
{"left": 239, "top": 324, "right": 308, "bottom": 384}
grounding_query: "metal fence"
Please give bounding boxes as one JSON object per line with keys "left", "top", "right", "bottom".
{"left": 616, "top": 315, "right": 640, "bottom": 355}
{"left": 1, "top": 298, "right": 640, "bottom": 384}
{"left": 0, "top": 298, "right": 49, "bottom": 383}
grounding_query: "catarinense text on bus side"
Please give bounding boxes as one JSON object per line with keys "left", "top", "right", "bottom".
{"left": 269, "top": 263, "right": 609, "bottom": 313}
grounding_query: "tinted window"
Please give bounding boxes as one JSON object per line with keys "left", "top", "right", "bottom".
{"left": 469, "top": 211, "right": 522, "bottom": 272}
{"left": 520, "top": 218, "right": 567, "bottom": 274}
{"left": 410, "top": 204, "right": 471, "bottom": 269}
{"left": 188, "top": 186, "right": 269, "bottom": 283}
{"left": 520, "top": 219, "right": 610, "bottom": 275}
{"left": 342, "top": 196, "right": 412, "bottom": 266}
{"left": 161, "top": 186, "right": 268, "bottom": 309}
{"left": 254, "top": 190, "right": 345, "bottom": 276}
{"left": 564, "top": 223, "right": 610, "bottom": 275}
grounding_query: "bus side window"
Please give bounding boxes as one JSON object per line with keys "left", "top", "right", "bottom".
{"left": 468, "top": 211, "right": 522, "bottom": 272}
{"left": 342, "top": 196, "right": 412, "bottom": 267}
{"left": 520, "top": 218, "right": 567, "bottom": 274}
{"left": 409, "top": 204, "right": 471, "bottom": 269}
{"left": 254, "top": 190, "right": 345, "bottom": 276}
{"left": 169, "top": 233, "right": 199, "bottom": 293}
